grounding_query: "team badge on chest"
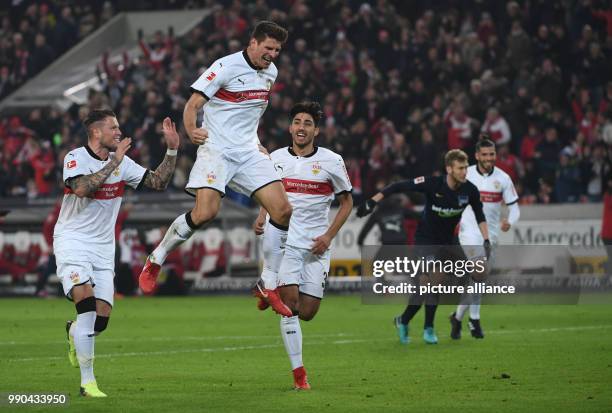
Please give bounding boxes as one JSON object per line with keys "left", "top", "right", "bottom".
{"left": 311, "top": 162, "right": 322, "bottom": 175}
{"left": 458, "top": 195, "right": 469, "bottom": 206}
{"left": 207, "top": 173, "right": 216, "bottom": 184}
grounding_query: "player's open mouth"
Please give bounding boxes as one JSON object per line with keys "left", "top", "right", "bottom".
{"left": 262, "top": 56, "right": 272, "bottom": 63}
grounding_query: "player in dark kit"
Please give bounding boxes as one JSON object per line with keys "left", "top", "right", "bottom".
{"left": 357, "top": 149, "right": 490, "bottom": 344}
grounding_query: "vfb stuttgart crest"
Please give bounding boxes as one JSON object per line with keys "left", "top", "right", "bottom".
{"left": 69, "top": 271, "right": 80, "bottom": 284}
{"left": 207, "top": 172, "right": 216, "bottom": 184}
{"left": 311, "top": 162, "right": 322, "bottom": 175}
{"left": 113, "top": 167, "right": 120, "bottom": 176}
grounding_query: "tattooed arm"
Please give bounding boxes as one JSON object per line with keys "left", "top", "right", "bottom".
{"left": 67, "top": 138, "right": 132, "bottom": 198}
{"left": 68, "top": 157, "right": 121, "bottom": 197}
{"left": 143, "top": 117, "right": 180, "bottom": 191}
{"left": 143, "top": 153, "right": 177, "bottom": 190}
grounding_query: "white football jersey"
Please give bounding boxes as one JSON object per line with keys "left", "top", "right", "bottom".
{"left": 54, "top": 146, "right": 147, "bottom": 266}
{"left": 271, "top": 147, "right": 352, "bottom": 249}
{"left": 460, "top": 165, "right": 518, "bottom": 243}
{"left": 191, "top": 50, "right": 276, "bottom": 151}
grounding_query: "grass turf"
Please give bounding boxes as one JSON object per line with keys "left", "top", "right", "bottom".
{"left": 0, "top": 295, "right": 611, "bottom": 412}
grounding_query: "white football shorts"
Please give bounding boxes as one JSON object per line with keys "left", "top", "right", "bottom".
{"left": 186, "top": 144, "right": 280, "bottom": 197}
{"left": 277, "top": 244, "right": 331, "bottom": 299}
{"left": 56, "top": 259, "right": 115, "bottom": 306}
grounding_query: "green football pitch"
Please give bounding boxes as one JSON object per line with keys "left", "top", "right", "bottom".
{"left": 1, "top": 296, "right": 611, "bottom": 412}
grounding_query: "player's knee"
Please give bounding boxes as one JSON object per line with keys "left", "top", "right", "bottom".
{"left": 270, "top": 202, "right": 292, "bottom": 226}
{"left": 94, "top": 315, "right": 110, "bottom": 335}
{"left": 191, "top": 205, "right": 218, "bottom": 226}
{"left": 284, "top": 297, "right": 299, "bottom": 313}
{"left": 299, "top": 311, "right": 315, "bottom": 322}
{"left": 75, "top": 296, "right": 96, "bottom": 314}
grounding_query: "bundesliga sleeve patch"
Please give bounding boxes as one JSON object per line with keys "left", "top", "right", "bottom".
{"left": 67, "top": 160, "right": 77, "bottom": 169}
{"left": 414, "top": 176, "right": 425, "bottom": 184}
{"left": 206, "top": 71, "right": 216, "bottom": 81}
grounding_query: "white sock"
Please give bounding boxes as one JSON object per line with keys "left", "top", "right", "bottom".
{"left": 469, "top": 298, "right": 481, "bottom": 320}
{"left": 75, "top": 311, "right": 96, "bottom": 385}
{"left": 261, "top": 221, "right": 288, "bottom": 290}
{"left": 280, "top": 315, "right": 302, "bottom": 370}
{"left": 260, "top": 268, "right": 278, "bottom": 291}
{"left": 151, "top": 213, "right": 196, "bottom": 264}
{"left": 455, "top": 304, "right": 468, "bottom": 321}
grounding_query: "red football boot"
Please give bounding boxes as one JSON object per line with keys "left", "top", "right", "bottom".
{"left": 252, "top": 280, "right": 292, "bottom": 317}
{"left": 256, "top": 296, "right": 270, "bottom": 311}
{"left": 293, "top": 366, "right": 311, "bottom": 390}
{"left": 138, "top": 256, "right": 161, "bottom": 295}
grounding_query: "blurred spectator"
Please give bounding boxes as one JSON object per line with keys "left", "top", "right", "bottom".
{"left": 555, "top": 148, "right": 583, "bottom": 202}
{"left": 495, "top": 143, "right": 523, "bottom": 183}
{"left": 0, "top": 0, "right": 610, "bottom": 206}
{"left": 535, "top": 126, "right": 562, "bottom": 181}
{"left": 481, "top": 107, "right": 511, "bottom": 145}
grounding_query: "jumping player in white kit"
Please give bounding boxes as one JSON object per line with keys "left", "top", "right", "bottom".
{"left": 253, "top": 102, "right": 353, "bottom": 389}
{"left": 450, "top": 136, "right": 520, "bottom": 339}
{"left": 138, "top": 21, "right": 293, "bottom": 316}
{"left": 55, "top": 109, "right": 179, "bottom": 397}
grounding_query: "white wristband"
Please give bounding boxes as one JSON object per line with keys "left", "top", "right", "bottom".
{"left": 166, "top": 148, "right": 178, "bottom": 156}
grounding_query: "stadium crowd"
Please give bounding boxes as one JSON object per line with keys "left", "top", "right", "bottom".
{"left": 0, "top": 0, "right": 611, "bottom": 204}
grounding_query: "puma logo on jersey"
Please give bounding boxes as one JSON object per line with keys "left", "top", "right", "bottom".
{"left": 238, "top": 78, "right": 245, "bottom": 85}
{"left": 435, "top": 193, "right": 443, "bottom": 198}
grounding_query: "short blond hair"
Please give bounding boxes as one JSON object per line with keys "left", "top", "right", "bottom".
{"left": 444, "top": 149, "right": 468, "bottom": 166}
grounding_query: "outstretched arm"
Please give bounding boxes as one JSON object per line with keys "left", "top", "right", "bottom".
{"left": 357, "top": 178, "right": 427, "bottom": 217}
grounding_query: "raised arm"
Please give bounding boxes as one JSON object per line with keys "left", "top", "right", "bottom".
{"left": 143, "top": 117, "right": 179, "bottom": 190}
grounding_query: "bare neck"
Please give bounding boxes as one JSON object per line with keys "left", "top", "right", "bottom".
{"left": 87, "top": 140, "right": 110, "bottom": 160}
{"left": 292, "top": 143, "right": 315, "bottom": 157}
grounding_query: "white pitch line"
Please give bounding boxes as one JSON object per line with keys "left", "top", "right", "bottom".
{"left": 487, "top": 324, "right": 612, "bottom": 334}
{"left": 5, "top": 338, "right": 388, "bottom": 362}
{"left": 0, "top": 332, "right": 354, "bottom": 346}
{"left": 4, "top": 324, "right": 612, "bottom": 363}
